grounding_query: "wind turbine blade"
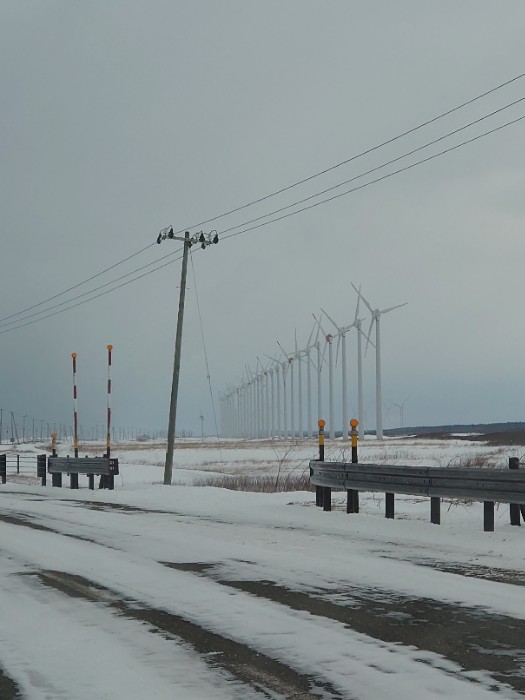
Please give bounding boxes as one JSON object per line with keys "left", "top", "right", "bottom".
{"left": 335, "top": 333, "right": 342, "bottom": 366}
{"left": 276, "top": 340, "right": 288, "bottom": 360}
{"left": 264, "top": 353, "right": 280, "bottom": 364}
{"left": 365, "top": 317, "right": 375, "bottom": 355}
{"left": 380, "top": 302, "right": 408, "bottom": 315}
{"left": 321, "top": 307, "right": 340, "bottom": 332}
{"left": 352, "top": 282, "right": 373, "bottom": 314}
{"left": 320, "top": 341, "right": 328, "bottom": 368}
{"left": 353, "top": 284, "right": 361, "bottom": 322}
{"left": 314, "top": 322, "right": 320, "bottom": 345}
{"left": 305, "top": 323, "right": 315, "bottom": 349}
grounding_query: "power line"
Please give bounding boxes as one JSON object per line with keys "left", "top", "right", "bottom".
{"left": 0, "top": 248, "right": 185, "bottom": 335}
{"left": 5, "top": 71, "right": 521, "bottom": 328}
{"left": 220, "top": 111, "right": 525, "bottom": 242}
{"left": 0, "top": 245, "right": 184, "bottom": 330}
{"left": 3, "top": 83, "right": 525, "bottom": 334}
{"left": 2, "top": 109, "right": 524, "bottom": 336}
{"left": 217, "top": 95, "right": 525, "bottom": 238}
{"left": 190, "top": 251, "right": 223, "bottom": 459}
{"left": 171, "top": 71, "right": 525, "bottom": 235}
{"left": 0, "top": 242, "right": 156, "bottom": 325}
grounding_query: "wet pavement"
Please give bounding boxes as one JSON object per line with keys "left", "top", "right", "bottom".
{"left": 167, "top": 561, "right": 525, "bottom": 694}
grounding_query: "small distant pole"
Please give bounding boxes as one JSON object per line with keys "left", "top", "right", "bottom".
{"left": 347, "top": 418, "right": 359, "bottom": 514}
{"left": 316, "top": 419, "right": 326, "bottom": 508}
{"left": 72, "top": 353, "right": 79, "bottom": 458}
{"left": 106, "top": 345, "right": 113, "bottom": 458}
{"left": 200, "top": 413, "right": 204, "bottom": 442}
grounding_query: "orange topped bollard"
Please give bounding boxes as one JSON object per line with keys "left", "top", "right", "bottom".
{"left": 50, "top": 432, "right": 57, "bottom": 458}
{"left": 318, "top": 419, "right": 326, "bottom": 462}
{"left": 350, "top": 418, "right": 358, "bottom": 464}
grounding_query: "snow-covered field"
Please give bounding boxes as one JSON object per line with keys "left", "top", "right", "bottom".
{"left": 1, "top": 436, "right": 525, "bottom": 699}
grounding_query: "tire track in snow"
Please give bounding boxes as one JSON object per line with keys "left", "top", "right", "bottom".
{"left": 35, "top": 569, "right": 344, "bottom": 700}
{"left": 166, "top": 561, "right": 525, "bottom": 695}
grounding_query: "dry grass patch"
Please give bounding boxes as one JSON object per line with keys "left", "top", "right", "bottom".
{"left": 192, "top": 471, "right": 314, "bottom": 493}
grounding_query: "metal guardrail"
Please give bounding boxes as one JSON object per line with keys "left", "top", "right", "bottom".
{"left": 48, "top": 456, "right": 119, "bottom": 476}
{"left": 0, "top": 453, "right": 119, "bottom": 490}
{"left": 309, "top": 458, "right": 525, "bottom": 531}
{"left": 309, "top": 461, "right": 525, "bottom": 504}
{"left": 46, "top": 456, "right": 119, "bottom": 490}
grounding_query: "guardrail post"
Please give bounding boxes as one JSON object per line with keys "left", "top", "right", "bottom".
{"left": 70, "top": 473, "right": 79, "bottom": 489}
{"left": 385, "top": 493, "right": 395, "bottom": 519}
{"left": 509, "top": 457, "right": 523, "bottom": 526}
{"left": 88, "top": 474, "right": 95, "bottom": 490}
{"left": 0, "top": 454, "right": 6, "bottom": 484}
{"left": 37, "top": 454, "right": 47, "bottom": 486}
{"left": 430, "top": 497, "right": 441, "bottom": 524}
{"left": 52, "top": 472, "right": 62, "bottom": 488}
{"left": 316, "top": 420, "right": 325, "bottom": 508}
{"left": 16, "top": 455, "right": 20, "bottom": 474}
{"left": 323, "top": 486, "right": 332, "bottom": 511}
{"left": 483, "top": 501, "right": 495, "bottom": 532}
{"left": 347, "top": 419, "right": 360, "bottom": 513}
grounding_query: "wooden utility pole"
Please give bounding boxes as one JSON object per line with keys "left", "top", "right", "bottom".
{"left": 164, "top": 232, "right": 191, "bottom": 485}
{"left": 160, "top": 227, "right": 219, "bottom": 485}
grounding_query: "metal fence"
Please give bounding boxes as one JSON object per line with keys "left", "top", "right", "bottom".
{"left": 309, "top": 456, "right": 525, "bottom": 532}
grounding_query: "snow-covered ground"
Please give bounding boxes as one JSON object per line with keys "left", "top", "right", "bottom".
{"left": 1, "top": 436, "right": 525, "bottom": 699}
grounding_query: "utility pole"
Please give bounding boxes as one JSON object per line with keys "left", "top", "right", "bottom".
{"left": 158, "top": 226, "right": 219, "bottom": 485}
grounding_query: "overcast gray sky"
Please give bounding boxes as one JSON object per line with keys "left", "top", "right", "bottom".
{"left": 2, "top": 1, "right": 525, "bottom": 438}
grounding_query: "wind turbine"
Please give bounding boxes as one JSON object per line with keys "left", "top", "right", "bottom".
{"left": 302, "top": 322, "right": 318, "bottom": 438}
{"left": 352, "top": 284, "right": 407, "bottom": 441}
{"left": 321, "top": 307, "right": 357, "bottom": 442}
{"left": 276, "top": 343, "right": 292, "bottom": 439}
{"left": 313, "top": 313, "right": 335, "bottom": 439}
{"left": 350, "top": 285, "right": 368, "bottom": 440}
{"left": 393, "top": 398, "right": 409, "bottom": 430}
{"left": 265, "top": 352, "right": 284, "bottom": 439}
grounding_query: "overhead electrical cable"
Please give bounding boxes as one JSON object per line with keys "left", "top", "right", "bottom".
{"left": 2, "top": 71, "right": 523, "bottom": 327}
{"left": 190, "top": 251, "right": 223, "bottom": 458}
{"left": 0, "top": 249, "right": 185, "bottom": 335}
{"left": 170, "top": 71, "right": 525, "bottom": 235}
{"left": 0, "top": 245, "right": 184, "bottom": 330}
{"left": 220, "top": 111, "right": 525, "bottom": 242}
{"left": 4, "top": 109, "right": 524, "bottom": 337}
{"left": 3, "top": 110, "right": 524, "bottom": 335}
{"left": 3, "top": 80, "right": 525, "bottom": 333}
{"left": 0, "top": 242, "right": 157, "bottom": 325}
{"left": 217, "top": 96, "right": 525, "bottom": 237}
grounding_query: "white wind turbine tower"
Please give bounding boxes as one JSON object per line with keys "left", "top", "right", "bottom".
{"left": 265, "top": 353, "right": 284, "bottom": 439}
{"left": 393, "top": 398, "right": 409, "bottom": 429}
{"left": 353, "top": 285, "right": 407, "bottom": 441}
{"left": 276, "top": 344, "right": 291, "bottom": 439}
{"left": 350, "top": 285, "right": 367, "bottom": 441}
{"left": 302, "top": 323, "right": 318, "bottom": 438}
{"left": 294, "top": 330, "right": 304, "bottom": 439}
{"left": 313, "top": 313, "right": 335, "bottom": 439}
{"left": 321, "top": 307, "right": 357, "bottom": 442}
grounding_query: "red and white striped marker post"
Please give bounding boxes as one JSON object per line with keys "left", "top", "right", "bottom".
{"left": 106, "top": 344, "right": 112, "bottom": 459}
{"left": 72, "top": 353, "right": 79, "bottom": 458}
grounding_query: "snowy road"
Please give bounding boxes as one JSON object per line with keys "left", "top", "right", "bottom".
{"left": 1, "top": 455, "right": 525, "bottom": 698}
